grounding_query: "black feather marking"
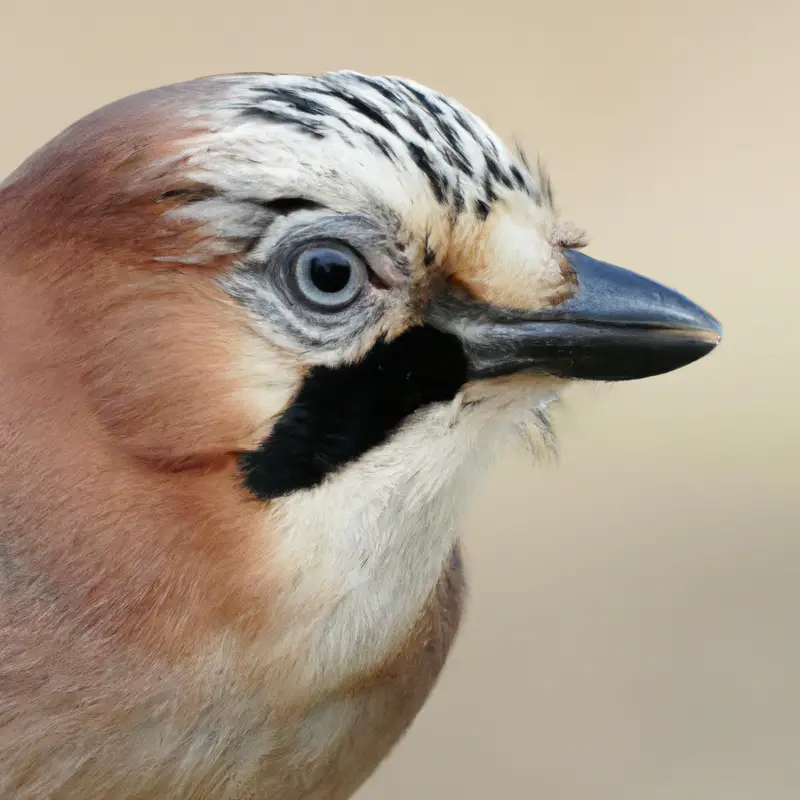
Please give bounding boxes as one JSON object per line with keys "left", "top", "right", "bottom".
{"left": 396, "top": 81, "right": 439, "bottom": 116}
{"left": 537, "top": 159, "right": 555, "bottom": 207}
{"left": 259, "top": 87, "right": 331, "bottom": 118}
{"left": 400, "top": 108, "right": 431, "bottom": 140}
{"left": 156, "top": 187, "right": 219, "bottom": 204}
{"left": 232, "top": 197, "right": 327, "bottom": 255}
{"left": 475, "top": 197, "right": 491, "bottom": 219}
{"left": 484, "top": 134, "right": 501, "bottom": 162}
{"left": 351, "top": 74, "right": 415, "bottom": 112}
{"left": 338, "top": 76, "right": 433, "bottom": 143}
{"left": 349, "top": 73, "right": 399, "bottom": 100}
{"left": 483, "top": 173, "right": 498, "bottom": 205}
{"left": 423, "top": 233, "right": 436, "bottom": 266}
{"left": 485, "top": 153, "right": 514, "bottom": 190}
{"left": 240, "top": 106, "right": 325, "bottom": 139}
{"left": 444, "top": 145, "right": 473, "bottom": 178}
{"left": 438, "top": 96, "right": 480, "bottom": 140}
{"left": 515, "top": 141, "right": 533, "bottom": 173}
{"left": 449, "top": 544, "right": 463, "bottom": 573}
{"left": 407, "top": 143, "right": 447, "bottom": 204}
{"left": 316, "top": 81, "right": 401, "bottom": 138}
{"left": 396, "top": 82, "right": 472, "bottom": 171}
{"left": 452, "top": 180, "right": 465, "bottom": 216}
{"left": 510, "top": 164, "right": 527, "bottom": 192}
{"left": 257, "top": 197, "right": 326, "bottom": 215}
{"left": 239, "top": 325, "right": 468, "bottom": 499}
{"left": 356, "top": 126, "right": 398, "bottom": 162}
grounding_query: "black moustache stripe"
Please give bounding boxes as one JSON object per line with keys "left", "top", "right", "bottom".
{"left": 239, "top": 325, "right": 468, "bottom": 499}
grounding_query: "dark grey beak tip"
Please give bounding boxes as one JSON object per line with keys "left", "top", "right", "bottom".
{"left": 554, "top": 250, "right": 724, "bottom": 380}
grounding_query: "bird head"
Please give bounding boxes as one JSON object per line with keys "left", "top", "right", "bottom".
{"left": 0, "top": 72, "right": 721, "bottom": 691}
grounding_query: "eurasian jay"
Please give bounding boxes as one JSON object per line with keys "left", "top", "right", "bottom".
{"left": 0, "top": 71, "right": 721, "bottom": 798}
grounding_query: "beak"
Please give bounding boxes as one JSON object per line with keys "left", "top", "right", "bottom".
{"left": 424, "top": 250, "right": 723, "bottom": 381}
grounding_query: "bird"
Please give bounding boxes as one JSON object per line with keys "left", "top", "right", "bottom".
{"left": 0, "top": 70, "right": 722, "bottom": 799}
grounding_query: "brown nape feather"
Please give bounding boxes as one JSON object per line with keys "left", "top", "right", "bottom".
{"left": 0, "top": 77, "right": 287, "bottom": 657}
{"left": 0, "top": 79, "right": 467, "bottom": 798}
{"left": 0, "top": 78, "right": 278, "bottom": 463}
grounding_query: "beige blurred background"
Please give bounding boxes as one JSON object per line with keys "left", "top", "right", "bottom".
{"left": 1, "top": 0, "right": 797, "bottom": 797}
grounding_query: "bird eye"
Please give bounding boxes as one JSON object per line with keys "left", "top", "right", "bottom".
{"left": 291, "top": 243, "right": 367, "bottom": 310}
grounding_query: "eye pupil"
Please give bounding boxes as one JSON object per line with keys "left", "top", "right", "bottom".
{"left": 307, "top": 249, "right": 352, "bottom": 294}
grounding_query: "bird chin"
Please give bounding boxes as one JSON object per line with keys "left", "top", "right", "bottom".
{"left": 459, "top": 372, "right": 567, "bottom": 411}
{"left": 454, "top": 373, "right": 567, "bottom": 459}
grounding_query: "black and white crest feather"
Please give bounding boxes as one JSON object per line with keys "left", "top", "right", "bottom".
{"left": 185, "top": 71, "right": 554, "bottom": 225}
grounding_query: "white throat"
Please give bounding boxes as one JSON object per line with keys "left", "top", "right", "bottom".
{"left": 267, "top": 388, "right": 557, "bottom": 692}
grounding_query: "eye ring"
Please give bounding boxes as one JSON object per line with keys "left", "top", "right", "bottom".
{"left": 289, "top": 241, "right": 368, "bottom": 311}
